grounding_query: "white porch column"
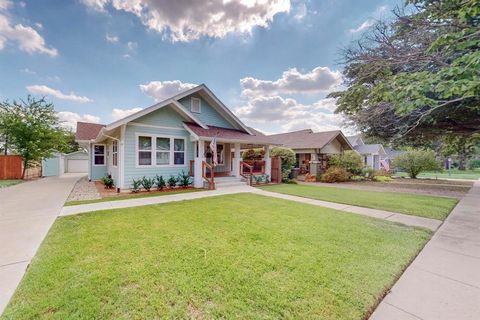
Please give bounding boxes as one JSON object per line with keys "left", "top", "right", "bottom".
{"left": 310, "top": 153, "right": 318, "bottom": 176}
{"left": 264, "top": 144, "right": 272, "bottom": 177}
{"left": 232, "top": 143, "right": 241, "bottom": 177}
{"left": 194, "top": 140, "right": 206, "bottom": 188}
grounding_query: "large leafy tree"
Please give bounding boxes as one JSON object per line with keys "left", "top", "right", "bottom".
{"left": 331, "top": 0, "right": 480, "bottom": 145}
{"left": 0, "top": 97, "right": 68, "bottom": 178}
{"left": 441, "top": 135, "right": 480, "bottom": 170}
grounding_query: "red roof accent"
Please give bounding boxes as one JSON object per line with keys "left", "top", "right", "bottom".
{"left": 183, "top": 123, "right": 276, "bottom": 144}
{"left": 75, "top": 122, "right": 105, "bottom": 141}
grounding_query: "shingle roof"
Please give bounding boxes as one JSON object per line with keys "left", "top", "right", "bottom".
{"left": 268, "top": 130, "right": 345, "bottom": 149}
{"left": 183, "top": 123, "right": 277, "bottom": 144}
{"left": 75, "top": 122, "right": 105, "bottom": 141}
{"left": 346, "top": 135, "right": 361, "bottom": 146}
{"left": 354, "top": 144, "right": 383, "bottom": 154}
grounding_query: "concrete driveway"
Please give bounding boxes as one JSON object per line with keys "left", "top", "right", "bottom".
{"left": 0, "top": 173, "right": 83, "bottom": 315}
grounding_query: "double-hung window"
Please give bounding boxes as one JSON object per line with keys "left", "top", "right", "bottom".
{"left": 156, "top": 138, "right": 170, "bottom": 165}
{"left": 138, "top": 135, "right": 186, "bottom": 166}
{"left": 112, "top": 140, "right": 118, "bottom": 167}
{"left": 138, "top": 136, "right": 152, "bottom": 166}
{"left": 173, "top": 139, "right": 185, "bottom": 165}
{"left": 94, "top": 145, "right": 105, "bottom": 166}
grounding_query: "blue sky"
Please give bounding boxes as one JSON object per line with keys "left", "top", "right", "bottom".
{"left": 0, "top": 0, "right": 397, "bottom": 134}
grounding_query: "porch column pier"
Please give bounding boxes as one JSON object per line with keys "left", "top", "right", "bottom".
{"left": 232, "top": 143, "right": 241, "bottom": 177}
{"left": 310, "top": 153, "right": 318, "bottom": 176}
{"left": 264, "top": 144, "right": 272, "bottom": 177}
{"left": 194, "top": 140, "right": 206, "bottom": 188}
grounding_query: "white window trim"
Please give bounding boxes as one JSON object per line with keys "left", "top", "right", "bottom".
{"left": 112, "top": 140, "right": 118, "bottom": 167}
{"left": 135, "top": 133, "right": 187, "bottom": 168}
{"left": 191, "top": 97, "right": 201, "bottom": 113}
{"left": 93, "top": 144, "right": 106, "bottom": 167}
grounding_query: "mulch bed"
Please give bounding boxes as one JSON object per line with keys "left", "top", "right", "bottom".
{"left": 94, "top": 181, "right": 194, "bottom": 198}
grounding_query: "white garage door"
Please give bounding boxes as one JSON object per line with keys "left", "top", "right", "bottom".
{"left": 67, "top": 159, "right": 88, "bottom": 173}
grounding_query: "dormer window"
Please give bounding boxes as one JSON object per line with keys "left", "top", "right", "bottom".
{"left": 191, "top": 97, "right": 201, "bottom": 113}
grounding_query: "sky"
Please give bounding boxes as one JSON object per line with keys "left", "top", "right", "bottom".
{"left": 0, "top": 0, "right": 397, "bottom": 134}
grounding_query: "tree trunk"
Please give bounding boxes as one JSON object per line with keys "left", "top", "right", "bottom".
{"left": 21, "top": 159, "right": 27, "bottom": 180}
{"left": 458, "top": 151, "right": 466, "bottom": 171}
{"left": 3, "top": 136, "right": 7, "bottom": 156}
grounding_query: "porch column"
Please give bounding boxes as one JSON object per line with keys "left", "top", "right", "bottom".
{"left": 232, "top": 143, "right": 241, "bottom": 177}
{"left": 264, "top": 144, "right": 272, "bottom": 177}
{"left": 310, "top": 153, "right": 318, "bottom": 176}
{"left": 194, "top": 140, "right": 206, "bottom": 188}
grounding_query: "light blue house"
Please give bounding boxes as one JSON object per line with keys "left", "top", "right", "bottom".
{"left": 75, "top": 84, "right": 274, "bottom": 191}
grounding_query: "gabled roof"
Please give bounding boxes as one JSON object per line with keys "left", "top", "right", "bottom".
{"left": 104, "top": 84, "right": 252, "bottom": 135}
{"left": 384, "top": 147, "right": 404, "bottom": 158}
{"left": 268, "top": 129, "right": 352, "bottom": 150}
{"left": 354, "top": 144, "right": 386, "bottom": 155}
{"left": 75, "top": 122, "right": 105, "bottom": 141}
{"left": 347, "top": 135, "right": 364, "bottom": 146}
{"left": 183, "top": 123, "right": 277, "bottom": 145}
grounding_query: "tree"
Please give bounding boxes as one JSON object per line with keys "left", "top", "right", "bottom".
{"left": 392, "top": 149, "right": 440, "bottom": 178}
{"left": 329, "top": 150, "right": 364, "bottom": 174}
{"left": 331, "top": 0, "right": 480, "bottom": 145}
{"left": 0, "top": 97, "right": 68, "bottom": 178}
{"left": 58, "top": 130, "right": 81, "bottom": 154}
{"left": 271, "top": 147, "right": 296, "bottom": 182}
{"left": 441, "top": 135, "right": 480, "bottom": 170}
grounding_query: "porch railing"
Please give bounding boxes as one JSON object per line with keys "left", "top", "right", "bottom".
{"left": 202, "top": 160, "right": 215, "bottom": 190}
{"left": 242, "top": 160, "right": 265, "bottom": 174}
{"left": 189, "top": 160, "right": 194, "bottom": 177}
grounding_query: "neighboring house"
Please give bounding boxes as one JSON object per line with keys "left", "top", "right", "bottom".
{"left": 75, "top": 84, "right": 275, "bottom": 191}
{"left": 268, "top": 129, "right": 354, "bottom": 175}
{"left": 347, "top": 135, "right": 387, "bottom": 170}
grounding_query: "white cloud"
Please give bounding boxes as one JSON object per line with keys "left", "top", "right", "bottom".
{"left": 35, "top": 22, "right": 43, "bottom": 29}
{"left": 20, "top": 67, "right": 36, "bottom": 75}
{"left": 111, "top": 107, "right": 142, "bottom": 120}
{"left": 26, "top": 85, "right": 92, "bottom": 103}
{"left": 57, "top": 111, "right": 100, "bottom": 130}
{"left": 240, "top": 67, "right": 342, "bottom": 97}
{"left": 349, "top": 19, "right": 374, "bottom": 33}
{"left": 81, "top": 0, "right": 291, "bottom": 42}
{"left": 105, "top": 33, "right": 119, "bottom": 43}
{"left": 293, "top": 3, "right": 307, "bottom": 21}
{"left": 236, "top": 95, "right": 345, "bottom": 132}
{"left": 0, "top": 5, "right": 58, "bottom": 56}
{"left": 127, "top": 41, "right": 137, "bottom": 50}
{"left": 140, "top": 80, "right": 197, "bottom": 101}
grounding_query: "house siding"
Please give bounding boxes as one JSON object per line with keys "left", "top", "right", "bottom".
{"left": 178, "top": 95, "right": 235, "bottom": 129}
{"left": 123, "top": 122, "right": 194, "bottom": 189}
{"left": 320, "top": 138, "right": 342, "bottom": 154}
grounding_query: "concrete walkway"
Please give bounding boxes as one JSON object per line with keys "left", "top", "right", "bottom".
{"left": 61, "top": 186, "right": 441, "bottom": 231}
{"left": 0, "top": 173, "right": 83, "bottom": 315}
{"left": 370, "top": 180, "right": 480, "bottom": 320}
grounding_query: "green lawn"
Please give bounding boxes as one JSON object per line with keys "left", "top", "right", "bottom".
{"left": 0, "top": 179, "right": 22, "bottom": 188}
{"left": 260, "top": 184, "right": 457, "bottom": 220}
{"left": 395, "top": 169, "right": 480, "bottom": 180}
{"left": 64, "top": 188, "right": 202, "bottom": 206}
{"left": 3, "top": 194, "right": 431, "bottom": 320}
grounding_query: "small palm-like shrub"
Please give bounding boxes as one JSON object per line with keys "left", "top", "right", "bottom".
{"left": 141, "top": 176, "right": 154, "bottom": 192}
{"left": 177, "top": 171, "right": 192, "bottom": 187}
{"left": 131, "top": 179, "right": 142, "bottom": 193}
{"left": 155, "top": 174, "right": 166, "bottom": 191}
{"left": 101, "top": 174, "right": 114, "bottom": 189}
{"left": 167, "top": 175, "right": 178, "bottom": 188}
{"left": 321, "top": 167, "right": 351, "bottom": 183}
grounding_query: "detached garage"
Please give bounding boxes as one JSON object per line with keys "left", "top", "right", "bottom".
{"left": 65, "top": 151, "right": 89, "bottom": 173}
{"left": 42, "top": 150, "right": 89, "bottom": 177}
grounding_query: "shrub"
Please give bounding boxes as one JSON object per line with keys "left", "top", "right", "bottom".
{"left": 329, "top": 150, "right": 364, "bottom": 174}
{"left": 392, "top": 149, "right": 440, "bottom": 178}
{"left": 167, "top": 175, "right": 178, "bottom": 188}
{"left": 101, "top": 174, "right": 114, "bottom": 189}
{"left": 285, "top": 179, "right": 298, "bottom": 184}
{"left": 131, "top": 179, "right": 142, "bottom": 193}
{"left": 155, "top": 174, "right": 166, "bottom": 191}
{"left": 468, "top": 159, "right": 480, "bottom": 170}
{"left": 374, "top": 168, "right": 392, "bottom": 177}
{"left": 177, "top": 171, "right": 192, "bottom": 187}
{"left": 141, "top": 176, "right": 154, "bottom": 191}
{"left": 315, "top": 173, "right": 323, "bottom": 182}
{"left": 321, "top": 167, "right": 351, "bottom": 183}
{"left": 242, "top": 148, "right": 265, "bottom": 160}
{"left": 362, "top": 167, "right": 376, "bottom": 179}
{"left": 271, "top": 147, "right": 296, "bottom": 182}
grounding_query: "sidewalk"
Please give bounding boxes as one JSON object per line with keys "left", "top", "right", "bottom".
{"left": 61, "top": 186, "right": 442, "bottom": 231}
{"left": 0, "top": 173, "right": 83, "bottom": 315}
{"left": 370, "top": 180, "right": 480, "bottom": 320}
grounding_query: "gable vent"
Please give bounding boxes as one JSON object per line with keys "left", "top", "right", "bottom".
{"left": 191, "top": 97, "right": 201, "bottom": 113}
